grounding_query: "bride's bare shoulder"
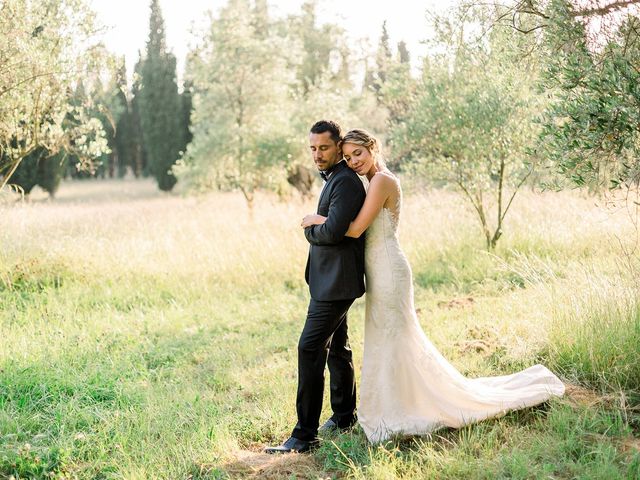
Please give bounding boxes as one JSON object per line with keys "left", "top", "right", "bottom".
{"left": 371, "top": 170, "right": 400, "bottom": 191}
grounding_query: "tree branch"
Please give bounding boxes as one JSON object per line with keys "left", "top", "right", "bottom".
{"left": 572, "top": 0, "right": 640, "bottom": 18}
{"left": 501, "top": 166, "right": 534, "bottom": 222}
{"left": 0, "top": 68, "right": 79, "bottom": 98}
{"left": 509, "top": 23, "right": 547, "bottom": 34}
{"left": 456, "top": 177, "right": 483, "bottom": 219}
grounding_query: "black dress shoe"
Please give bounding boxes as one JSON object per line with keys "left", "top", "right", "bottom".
{"left": 264, "top": 436, "right": 319, "bottom": 454}
{"left": 319, "top": 418, "right": 340, "bottom": 433}
{"left": 319, "top": 415, "right": 357, "bottom": 434}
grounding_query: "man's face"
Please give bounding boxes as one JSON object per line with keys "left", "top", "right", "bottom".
{"left": 309, "top": 132, "right": 341, "bottom": 171}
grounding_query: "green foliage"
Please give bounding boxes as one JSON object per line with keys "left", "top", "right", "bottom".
{"left": 9, "top": 148, "right": 65, "bottom": 198}
{"left": 114, "top": 60, "right": 135, "bottom": 178}
{"left": 8, "top": 148, "right": 44, "bottom": 196}
{"left": 137, "top": 0, "right": 183, "bottom": 191}
{"left": 389, "top": 5, "right": 543, "bottom": 249}
{"left": 372, "top": 21, "right": 393, "bottom": 99}
{"left": 0, "top": 442, "right": 72, "bottom": 480}
{"left": 292, "top": 0, "right": 343, "bottom": 95}
{"left": 62, "top": 80, "right": 106, "bottom": 180}
{"left": 179, "top": 78, "right": 194, "bottom": 157}
{"left": 179, "top": 0, "right": 388, "bottom": 206}
{"left": 131, "top": 53, "right": 148, "bottom": 177}
{"left": 36, "top": 152, "right": 65, "bottom": 197}
{"left": 88, "top": 74, "right": 127, "bottom": 179}
{"left": 0, "top": 0, "right": 110, "bottom": 191}
{"left": 546, "top": 281, "right": 640, "bottom": 402}
{"left": 538, "top": 1, "right": 640, "bottom": 191}
{"left": 181, "top": 0, "right": 302, "bottom": 206}
{"left": 397, "top": 41, "right": 410, "bottom": 64}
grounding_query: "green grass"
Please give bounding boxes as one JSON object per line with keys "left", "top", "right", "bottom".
{"left": 546, "top": 277, "right": 640, "bottom": 403}
{"left": 0, "top": 180, "right": 638, "bottom": 478}
{"left": 314, "top": 404, "right": 639, "bottom": 479}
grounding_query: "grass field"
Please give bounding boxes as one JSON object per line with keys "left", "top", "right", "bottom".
{"left": 1, "top": 179, "right": 639, "bottom": 479}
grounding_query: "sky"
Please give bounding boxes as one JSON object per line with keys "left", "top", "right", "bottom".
{"left": 89, "top": 0, "right": 456, "bottom": 82}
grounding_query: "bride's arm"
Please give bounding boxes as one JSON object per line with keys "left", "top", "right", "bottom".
{"left": 301, "top": 175, "right": 395, "bottom": 236}
{"left": 343, "top": 174, "right": 394, "bottom": 238}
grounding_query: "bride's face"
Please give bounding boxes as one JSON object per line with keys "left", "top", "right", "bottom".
{"left": 342, "top": 142, "right": 373, "bottom": 176}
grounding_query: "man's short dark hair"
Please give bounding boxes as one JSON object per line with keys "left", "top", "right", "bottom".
{"left": 310, "top": 120, "right": 342, "bottom": 144}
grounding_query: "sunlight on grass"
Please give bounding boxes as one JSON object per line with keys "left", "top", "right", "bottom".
{"left": 1, "top": 179, "right": 638, "bottom": 478}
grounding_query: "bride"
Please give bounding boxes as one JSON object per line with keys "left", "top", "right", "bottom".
{"left": 301, "top": 129, "right": 565, "bottom": 443}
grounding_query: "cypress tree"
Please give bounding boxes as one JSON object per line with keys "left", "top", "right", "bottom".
{"left": 363, "top": 61, "right": 376, "bottom": 94}
{"left": 99, "top": 67, "right": 130, "bottom": 179}
{"left": 179, "top": 79, "right": 193, "bottom": 155}
{"left": 373, "top": 21, "right": 393, "bottom": 99}
{"left": 114, "top": 59, "right": 133, "bottom": 178}
{"left": 91, "top": 77, "right": 112, "bottom": 179}
{"left": 296, "top": 1, "right": 335, "bottom": 96}
{"left": 131, "top": 52, "right": 147, "bottom": 177}
{"left": 252, "top": 0, "right": 269, "bottom": 36}
{"left": 398, "top": 41, "right": 410, "bottom": 64}
{"left": 138, "top": 0, "right": 182, "bottom": 191}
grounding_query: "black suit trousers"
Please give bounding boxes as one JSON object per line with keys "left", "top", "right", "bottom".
{"left": 291, "top": 298, "right": 357, "bottom": 441}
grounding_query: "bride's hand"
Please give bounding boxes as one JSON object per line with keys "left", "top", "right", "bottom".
{"left": 301, "top": 214, "right": 327, "bottom": 228}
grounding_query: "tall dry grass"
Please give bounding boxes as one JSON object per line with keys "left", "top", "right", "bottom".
{"left": 0, "top": 178, "right": 638, "bottom": 479}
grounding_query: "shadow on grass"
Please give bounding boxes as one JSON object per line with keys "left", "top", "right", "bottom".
{"left": 313, "top": 401, "right": 558, "bottom": 477}
{"left": 191, "top": 446, "right": 326, "bottom": 479}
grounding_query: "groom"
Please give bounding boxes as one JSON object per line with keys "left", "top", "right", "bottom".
{"left": 265, "top": 120, "right": 366, "bottom": 454}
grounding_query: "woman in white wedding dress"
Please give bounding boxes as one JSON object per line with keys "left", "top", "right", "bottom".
{"left": 302, "top": 129, "right": 565, "bottom": 443}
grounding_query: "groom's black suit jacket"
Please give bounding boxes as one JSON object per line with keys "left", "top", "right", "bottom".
{"left": 304, "top": 161, "right": 366, "bottom": 301}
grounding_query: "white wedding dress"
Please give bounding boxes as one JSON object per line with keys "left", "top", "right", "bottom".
{"left": 357, "top": 175, "right": 565, "bottom": 443}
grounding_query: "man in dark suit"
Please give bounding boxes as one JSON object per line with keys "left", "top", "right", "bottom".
{"left": 265, "top": 120, "right": 366, "bottom": 454}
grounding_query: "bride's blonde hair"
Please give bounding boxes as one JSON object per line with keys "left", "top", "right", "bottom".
{"left": 341, "top": 129, "right": 386, "bottom": 168}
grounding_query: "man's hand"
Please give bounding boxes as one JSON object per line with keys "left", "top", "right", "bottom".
{"left": 301, "top": 214, "right": 327, "bottom": 228}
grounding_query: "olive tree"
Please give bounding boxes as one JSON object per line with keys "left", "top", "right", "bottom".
{"left": 389, "top": 5, "right": 544, "bottom": 249}
{"left": 178, "top": 0, "right": 297, "bottom": 210}
{"left": 0, "top": 0, "right": 110, "bottom": 192}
